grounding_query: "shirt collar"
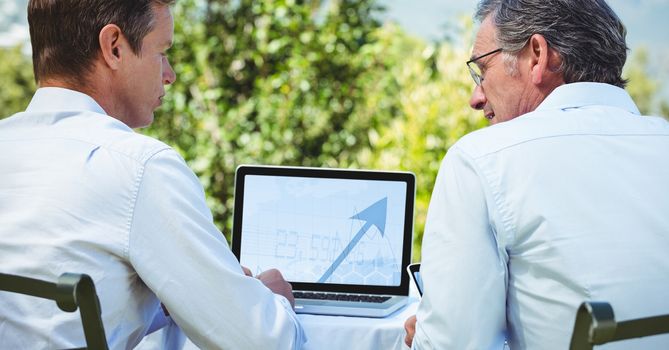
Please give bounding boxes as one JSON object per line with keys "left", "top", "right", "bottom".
{"left": 536, "top": 82, "right": 640, "bottom": 115}
{"left": 26, "top": 87, "right": 108, "bottom": 115}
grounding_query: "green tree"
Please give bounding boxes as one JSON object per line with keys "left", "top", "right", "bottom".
{"left": 625, "top": 47, "right": 657, "bottom": 115}
{"left": 145, "top": 1, "right": 486, "bottom": 259}
{"left": 145, "top": 0, "right": 393, "bottom": 240}
{"left": 661, "top": 102, "right": 669, "bottom": 120}
{"left": 358, "top": 21, "right": 487, "bottom": 260}
{"left": 624, "top": 47, "right": 669, "bottom": 119}
{"left": 0, "top": 45, "right": 35, "bottom": 118}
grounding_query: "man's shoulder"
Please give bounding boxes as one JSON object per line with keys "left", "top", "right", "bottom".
{"left": 1, "top": 109, "right": 175, "bottom": 165}
{"left": 76, "top": 112, "right": 174, "bottom": 163}
{"left": 453, "top": 108, "right": 669, "bottom": 159}
{"left": 65, "top": 110, "right": 174, "bottom": 163}
{"left": 452, "top": 112, "right": 545, "bottom": 159}
{"left": 101, "top": 126, "right": 174, "bottom": 165}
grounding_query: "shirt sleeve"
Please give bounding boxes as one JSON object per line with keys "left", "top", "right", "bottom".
{"left": 146, "top": 306, "right": 170, "bottom": 334}
{"left": 412, "top": 146, "right": 507, "bottom": 349}
{"left": 128, "top": 149, "right": 305, "bottom": 349}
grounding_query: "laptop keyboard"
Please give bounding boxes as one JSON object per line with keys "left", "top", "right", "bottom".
{"left": 293, "top": 291, "right": 391, "bottom": 303}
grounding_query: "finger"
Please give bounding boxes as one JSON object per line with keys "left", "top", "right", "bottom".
{"left": 286, "top": 291, "right": 296, "bottom": 309}
{"left": 404, "top": 315, "right": 416, "bottom": 347}
{"left": 257, "top": 268, "right": 279, "bottom": 280}
{"left": 241, "top": 266, "right": 253, "bottom": 277}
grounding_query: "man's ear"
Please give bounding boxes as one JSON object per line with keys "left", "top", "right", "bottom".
{"left": 527, "top": 33, "right": 552, "bottom": 86}
{"left": 99, "top": 24, "right": 125, "bottom": 70}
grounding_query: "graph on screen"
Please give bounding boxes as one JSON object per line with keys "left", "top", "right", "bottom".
{"left": 239, "top": 175, "right": 407, "bottom": 286}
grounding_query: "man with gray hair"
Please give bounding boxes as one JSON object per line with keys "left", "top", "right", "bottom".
{"left": 404, "top": 0, "right": 669, "bottom": 348}
{"left": 0, "top": 0, "right": 304, "bottom": 348}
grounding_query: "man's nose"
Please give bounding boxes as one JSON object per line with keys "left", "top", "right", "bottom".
{"left": 163, "top": 59, "right": 176, "bottom": 85}
{"left": 469, "top": 84, "right": 486, "bottom": 110}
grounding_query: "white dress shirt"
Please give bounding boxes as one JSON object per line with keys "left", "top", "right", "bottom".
{"left": 412, "top": 83, "right": 669, "bottom": 349}
{"left": 0, "top": 87, "right": 305, "bottom": 349}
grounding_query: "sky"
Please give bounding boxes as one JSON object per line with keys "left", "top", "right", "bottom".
{"left": 0, "top": 0, "right": 29, "bottom": 47}
{"left": 2, "top": 0, "right": 668, "bottom": 98}
{"left": 380, "top": 0, "right": 669, "bottom": 50}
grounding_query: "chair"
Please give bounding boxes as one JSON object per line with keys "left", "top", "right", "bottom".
{"left": 569, "top": 301, "right": 669, "bottom": 350}
{"left": 0, "top": 272, "right": 109, "bottom": 350}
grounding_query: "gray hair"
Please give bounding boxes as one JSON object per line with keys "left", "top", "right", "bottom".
{"left": 475, "top": 0, "right": 628, "bottom": 88}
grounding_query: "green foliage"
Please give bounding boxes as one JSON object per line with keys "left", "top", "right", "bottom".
{"left": 661, "top": 102, "right": 669, "bottom": 121}
{"left": 0, "top": 45, "right": 35, "bottom": 118}
{"left": 146, "top": 0, "right": 398, "bottom": 242}
{"left": 356, "top": 21, "right": 487, "bottom": 259}
{"left": 624, "top": 47, "right": 659, "bottom": 115}
{"left": 144, "top": 1, "right": 485, "bottom": 260}
{"left": 624, "top": 47, "right": 669, "bottom": 120}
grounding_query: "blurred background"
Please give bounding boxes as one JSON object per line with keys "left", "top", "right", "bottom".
{"left": 1, "top": 0, "right": 667, "bottom": 260}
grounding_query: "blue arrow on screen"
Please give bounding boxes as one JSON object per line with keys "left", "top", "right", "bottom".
{"left": 317, "top": 197, "right": 387, "bottom": 283}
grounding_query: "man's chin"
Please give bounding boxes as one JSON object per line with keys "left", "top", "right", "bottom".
{"left": 133, "top": 114, "right": 155, "bottom": 129}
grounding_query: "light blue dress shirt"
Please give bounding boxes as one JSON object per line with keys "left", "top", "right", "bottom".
{"left": 0, "top": 87, "right": 305, "bottom": 349}
{"left": 412, "top": 83, "right": 669, "bottom": 349}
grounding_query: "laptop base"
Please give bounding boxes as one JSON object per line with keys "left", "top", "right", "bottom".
{"left": 294, "top": 295, "right": 408, "bottom": 318}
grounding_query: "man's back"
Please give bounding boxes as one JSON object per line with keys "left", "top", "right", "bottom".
{"left": 1, "top": 87, "right": 304, "bottom": 349}
{"left": 416, "top": 83, "right": 669, "bottom": 349}
{"left": 469, "top": 83, "right": 669, "bottom": 348}
{"left": 0, "top": 88, "right": 170, "bottom": 348}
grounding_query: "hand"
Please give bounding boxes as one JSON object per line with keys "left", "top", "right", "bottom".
{"left": 241, "top": 265, "right": 253, "bottom": 277}
{"left": 257, "top": 268, "right": 295, "bottom": 309}
{"left": 404, "top": 315, "right": 417, "bottom": 348}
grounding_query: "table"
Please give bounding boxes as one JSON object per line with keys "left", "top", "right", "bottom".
{"left": 136, "top": 297, "right": 419, "bottom": 349}
{"left": 299, "top": 297, "right": 417, "bottom": 350}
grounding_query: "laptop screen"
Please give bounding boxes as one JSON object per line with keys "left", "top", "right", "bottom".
{"left": 232, "top": 165, "right": 415, "bottom": 296}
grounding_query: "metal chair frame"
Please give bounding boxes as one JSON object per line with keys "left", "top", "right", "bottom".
{"left": 0, "top": 272, "right": 109, "bottom": 350}
{"left": 570, "top": 301, "right": 669, "bottom": 350}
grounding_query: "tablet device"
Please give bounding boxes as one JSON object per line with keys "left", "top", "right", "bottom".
{"left": 407, "top": 263, "right": 423, "bottom": 296}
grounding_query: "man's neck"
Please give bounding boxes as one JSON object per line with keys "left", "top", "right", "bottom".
{"left": 39, "top": 77, "right": 98, "bottom": 101}
{"left": 39, "top": 76, "right": 115, "bottom": 119}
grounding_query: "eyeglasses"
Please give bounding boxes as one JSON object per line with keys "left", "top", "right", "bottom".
{"left": 466, "top": 48, "right": 502, "bottom": 86}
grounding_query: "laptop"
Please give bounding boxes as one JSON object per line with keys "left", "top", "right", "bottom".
{"left": 231, "top": 165, "right": 415, "bottom": 318}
